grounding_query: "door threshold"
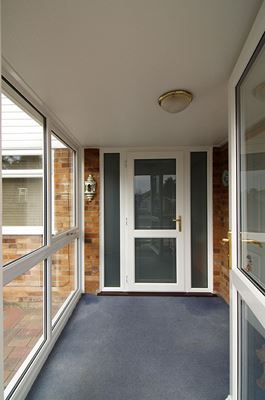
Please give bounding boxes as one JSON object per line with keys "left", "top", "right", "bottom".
{"left": 97, "top": 291, "right": 217, "bottom": 297}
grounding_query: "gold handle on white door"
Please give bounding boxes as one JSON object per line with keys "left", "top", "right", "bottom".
{"left": 172, "top": 216, "right": 182, "bottom": 232}
{"left": 221, "top": 230, "right": 232, "bottom": 270}
{"left": 242, "top": 239, "right": 262, "bottom": 248}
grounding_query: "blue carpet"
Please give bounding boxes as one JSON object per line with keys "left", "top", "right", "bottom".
{"left": 26, "top": 295, "right": 229, "bottom": 400}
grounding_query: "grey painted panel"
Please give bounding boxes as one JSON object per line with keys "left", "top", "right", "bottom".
{"left": 104, "top": 153, "right": 120, "bottom": 287}
{"left": 191, "top": 152, "right": 208, "bottom": 288}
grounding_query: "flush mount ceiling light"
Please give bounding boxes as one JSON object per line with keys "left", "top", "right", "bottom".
{"left": 158, "top": 89, "right": 193, "bottom": 113}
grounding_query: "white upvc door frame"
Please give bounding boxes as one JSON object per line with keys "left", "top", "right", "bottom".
{"left": 228, "top": 3, "right": 265, "bottom": 400}
{"left": 125, "top": 151, "right": 185, "bottom": 292}
{"left": 100, "top": 146, "right": 213, "bottom": 293}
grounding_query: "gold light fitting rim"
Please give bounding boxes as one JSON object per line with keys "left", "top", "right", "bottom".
{"left": 158, "top": 89, "right": 193, "bottom": 106}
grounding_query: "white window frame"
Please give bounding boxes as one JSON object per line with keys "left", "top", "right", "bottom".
{"left": 1, "top": 65, "right": 83, "bottom": 400}
{"left": 228, "top": 3, "right": 265, "bottom": 400}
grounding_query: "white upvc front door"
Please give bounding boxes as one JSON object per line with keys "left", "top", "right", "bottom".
{"left": 125, "top": 152, "right": 185, "bottom": 292}
{"left": 229, "top": 3, "right": 265, "bottom": 400}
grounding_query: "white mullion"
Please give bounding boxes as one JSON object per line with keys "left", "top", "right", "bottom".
{"left": 184, "top": 151, "right": 192, "bottom": 291}
{"left": 79, "top": 148, "right": 85, "bottom": 293}
{"left": 46, "top": 118, "right": 52, "bottom": 341}
{"left": 120, "top": 151, "right": 126, "bottom": 291}
{"left": 3, "top": 231, "right": 79, "bottom": 286}
{"left": 133, "top": 230, "right": 178, "bottom": 238}
{"left": 2, "top": 169, "right": 43, "bottom": 177}
{"left": 207, "top": 148, "right": 213, "bottom": 292}
{"left": 99, "top": 149, "right": 105, "bottom": 291}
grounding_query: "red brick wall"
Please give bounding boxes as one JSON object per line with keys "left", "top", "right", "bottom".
{"left": 3, "top": 148, "right": 75, "bottom": 303}
{"left": 84, "top": 149, "right": 100, "bottom": 293}
{"left": 213, "top": 144, "right": 230, "bottom": 303}
{"left": 82, "top": 147, "right": 231, "bottom": 299}
{"left": 53, "top": 148, "right": 74, "bottom": 233}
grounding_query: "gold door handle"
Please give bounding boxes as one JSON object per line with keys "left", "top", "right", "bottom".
{"left": 242, "top": 239, "right": 262, "bottom": 248}
{"left": 221, "top": 230, "right": 232, "bottom": 270}
{"left": 172, "top": 216, "right": 182, "bottom": 232}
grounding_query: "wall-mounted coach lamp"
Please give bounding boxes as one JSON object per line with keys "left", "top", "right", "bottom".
{"left": 84, "top": 174, "right": 96, "bottom": 201}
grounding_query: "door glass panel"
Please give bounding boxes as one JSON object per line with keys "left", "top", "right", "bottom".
{"left": 134, "top": 159, "right": 176, "bottom": 229}
{"left": 135, "top": 238, "right": 176, "bottom": 283}
{"left": 1, "top": 90, "right": 45, "bottom": 265}
{"left": 4, "top": 262, "right": 44, "bottom": 389}
{"left": 241, "top": 300, "right": 265, "bottom": 399}
{"left": 52, "top": 241, "right": 76, "bottom": 324}
{"left": 237, "top": 34, "right": 265, "bottom": 290}
{"left": 191, "top": 152, "right": 208, "bottom": 288}
{"left": 52, "top": 133, "right": 75, "bottom": 235}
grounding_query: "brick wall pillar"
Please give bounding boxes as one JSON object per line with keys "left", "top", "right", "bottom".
{"left": 213, "top": 144, "right": 229, "bottom": 303}
{"left": 84, "top": 149, "right": 100, "bottom": 293}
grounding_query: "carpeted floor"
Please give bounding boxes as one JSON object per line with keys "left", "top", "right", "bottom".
{"left": 26, "top": 295, "right": 229, "bottom": 400}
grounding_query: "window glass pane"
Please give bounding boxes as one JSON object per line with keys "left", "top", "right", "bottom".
{"left": 241, "top": 301, "right": 265, "bottom": 399}
{"left": 191, "top": 152, "right": 208, "bottom": 288}
{"left": 52, "top": 241, "right": 76, "bottom": 323}
{"left": 2, "top": 155, "right": 42, "bottom": 169}
{"left": 1, "top": 89, "right": 45, "bottom": 265}
{"left": 52, "top": 133, "right": 75, "bottom": 235}
{"left": 104, "top": 153, "right": 120, "bottom": 287}
{"left": 135, "top": 238, "right": 176, "bottom": 283}
{"left": 237, "top": 35, "right": 265, "bottom": 290}
{"left": 4, "top": 263, "right": 44, "bottom": 389}
{"left": 3, "top": 178, "right": 42, "bottom": 226}
{"left": 134, "top": 159, "right": 176, "bottom": 229}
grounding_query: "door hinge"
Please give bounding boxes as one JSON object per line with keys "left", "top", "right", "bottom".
{"left": 126, "top": 275, "right": 129, "bottom": 284}
{"left": 125, "top": 217, "right": 128, "bottom": 225}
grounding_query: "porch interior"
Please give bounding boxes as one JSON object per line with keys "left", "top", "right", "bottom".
{"left": 1, "top": 1, "right": 265, "bottom": 400}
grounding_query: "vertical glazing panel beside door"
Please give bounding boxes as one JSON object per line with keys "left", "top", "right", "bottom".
{"left": 104, "top": 153, "right": 120, "bottom": 287}
{"left": 191, "top": 152, "right": 208, "bottom": 288}
{"left": 127, "top": 153, "right": 184, "bottom": 291}
{"left": 237, "top": 33, "right": 265, "bottom": 292}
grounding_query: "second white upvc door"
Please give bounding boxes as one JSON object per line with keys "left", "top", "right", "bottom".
{"left": 125, "top": 152, "right": 185, "bottom": 292}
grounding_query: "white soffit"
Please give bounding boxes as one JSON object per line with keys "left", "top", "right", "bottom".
{"left": 2, "top": 0, "right": 264, "bottom": 147}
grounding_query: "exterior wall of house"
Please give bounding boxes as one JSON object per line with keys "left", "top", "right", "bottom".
{"left": 83, "top": 147, "right": 230, "bottom": 301}
{"left": 213, "top": 144, "right": 229, "bottom": 303}
{"left": 84, "top": 149, "right": 100, "bottom": 293}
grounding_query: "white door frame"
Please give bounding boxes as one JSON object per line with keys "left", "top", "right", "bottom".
{"left": 100, "top": 147, "right": 213, "bottom": 293}
{"left": 125, "top": 151, "right": 185, "bottom": 292}
{"left": 228, "top": 3, "right": 265, "bottom": 400}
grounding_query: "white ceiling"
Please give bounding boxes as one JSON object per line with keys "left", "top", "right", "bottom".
{"left": 2, "top": 0, "right": 263, "bottom": 147}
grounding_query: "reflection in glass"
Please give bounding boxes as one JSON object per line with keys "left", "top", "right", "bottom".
{"left": 237, "top": 35, "right": 265, "bottom": 290}
{"left": 241, "top": 301, "right": 265, "bottom": 399}
{"left": 52, "top": 133, "right": 75, "bottom": 235}
{"left": 1, "top": 90, "right": 44, "bottom": 265}
{"left": 135, "top": 238, "right": 176, "bottom": 283}
{"left": 51, "top": 241, "right": 76, "bottom": 323}
{"left": 134, "top": 159, "right": 176, "bottom": 229}
{"left": 4, "top": 263, "right": 44, "bottom": 389}
{"left": 191, "top": 152, "right": 208, "bottom": 288}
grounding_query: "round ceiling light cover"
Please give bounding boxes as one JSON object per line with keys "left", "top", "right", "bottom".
{"left": 158, "top": 89, "right": 193, "bottom": 113}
